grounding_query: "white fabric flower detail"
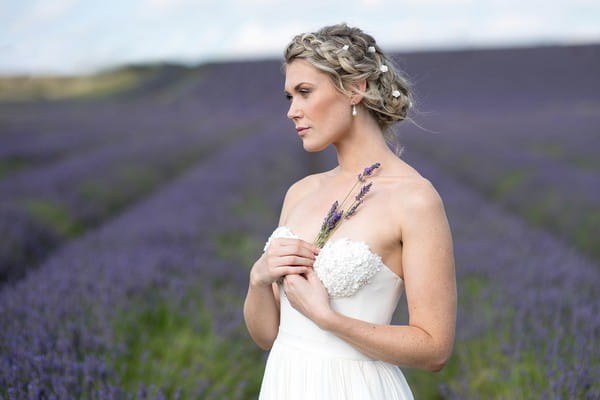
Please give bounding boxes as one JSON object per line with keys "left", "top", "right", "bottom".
{"left": 392, "top": 89, "right": 401, "bottom": 98}
{"left": 379, "top": 64, "right": 388, "bottom": 73}
{"left": 342, "top": 44, "right": 349, "bottom": 50}
{"left": 313, "top": 238, "right": 383, "bottom": 298}
{"left": 368, "top": 46, "right": 376, "bottom": 53}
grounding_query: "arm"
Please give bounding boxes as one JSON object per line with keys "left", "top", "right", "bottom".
{"left": 243, "top": 178, "right": 320, "bottom": 350}
{"left": 299, "top": 180, "right": 457, "bottom": 371}
{"left": 243, "top": 256, "right": 283, "bottom": 350}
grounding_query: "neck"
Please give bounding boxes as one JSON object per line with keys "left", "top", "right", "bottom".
{"left": 332, "top": 112, "right": 396, "bottom": 178}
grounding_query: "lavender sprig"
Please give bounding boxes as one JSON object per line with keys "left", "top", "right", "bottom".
{"left": 313, "top": 163, "right": 380, "bottom": 248}
{"left": 358, "top": 162, "right": 381, "bottom": 182}
{"left": 346, "top": 182, "right": 372, "bottom": 219}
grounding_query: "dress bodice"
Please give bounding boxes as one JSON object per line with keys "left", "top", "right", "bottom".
{"left": 263, "top": 226, "right": 405, "bottom": 361}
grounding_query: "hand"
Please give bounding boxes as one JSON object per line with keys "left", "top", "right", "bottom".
{"left": 283, "top": 269, "right": 333, "bottom": 327}
{"left": 251, "top": 237, "right": 320, "bottom": 287}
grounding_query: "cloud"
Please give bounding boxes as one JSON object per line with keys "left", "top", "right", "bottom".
{"left": 487, "top": 14, "right": 544, "bottom": 39}
{"left": 228, "top": 21, "right": 305, "bottom": 57}
{"left": 10, "top": 0, "right": 78, "bottom": 33}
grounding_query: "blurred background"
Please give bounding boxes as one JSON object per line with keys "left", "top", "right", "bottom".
{"left": 1, "top": 1, "right": 599, "bottom": 399}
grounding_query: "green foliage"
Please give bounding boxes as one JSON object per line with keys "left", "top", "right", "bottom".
{"left": 77, "top": 164, "right": 176, "bottom": 222}
{"left": 575, "top": 211, "right": 600, "bottom": 259}
{"left": 215, "top": 189, "right": 279, "bottom": 268}
{"left": 24, "top": 199, "right": 83, "bottom": 237}
{"left": 0, "top": 70, "right": 143, "bottom": 102}
{"left": 573, "top": 156, "right": 600, "bottom": 171}
{"left": 493, "top": 170, "right": 528, "bottom": 199}
{"left": 0, "top": 158, "right": 30, "bottom": 178}
{"left": 111, "top": 285, "right": 265, "bottom": 399}
{"left": 230, "top": 191, "right": 273, "bottom": 220}
{"left": 213, "top": 232, "right": 262, "bottom": 269}
{"left": 529, "top": 142, "right": 564, "bottom": 159}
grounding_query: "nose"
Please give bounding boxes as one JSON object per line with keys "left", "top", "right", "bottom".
{"left": 287, "top": 98, "right": 302, "bottom": 120}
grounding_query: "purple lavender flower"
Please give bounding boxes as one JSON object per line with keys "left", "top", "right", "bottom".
{"left": 326, "top": 210, "right": 342, "bottom": 231}
{"left": 320, "top": 200, "right": 339, "bottom": 230}
{"left": 358, "top": 162, "right": 381, "bottom": 182}
{"left": 355, "top": 183, "right": 373, "bottom": 201}
{"left": 345, "top": 199, "right": 363, "bottom": 219}
{"left": 326, "top": 201, "right": 339, "bottom": 221}
{"left": 316, "top": 201, "right": 344, "bottom": 247}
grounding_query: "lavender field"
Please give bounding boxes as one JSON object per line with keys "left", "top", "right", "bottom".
{"left": 0, "top": 44, "right": 598, "bottom": 399}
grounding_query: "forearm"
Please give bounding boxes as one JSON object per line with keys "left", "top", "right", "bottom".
{"left": 243, "top": 269, "right": 280, "bottom": 350}
{"left": 321, "top": 311, "right": 451, "bottom": 372}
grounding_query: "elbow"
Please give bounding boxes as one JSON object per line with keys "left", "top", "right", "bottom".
{"left": 425, "top": 349, "right": 452, "bottom": 372}
{"left": 245, "top": 319, "right": 277, "bottom": 351}
{"left": 245, "top": 329, "right": 275, "bottom": 351}
{"left": 426, "top": 358, "right": 448, "bottom": 373}
{"left": 245, "top": 329, "right": 276, "bottom": 352}
{"left": 255, "top": 337, "right": 275, "bottom": 351}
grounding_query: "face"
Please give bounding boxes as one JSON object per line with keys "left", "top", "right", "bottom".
{"left": 284, "top": 59, "right": 353, "bottom": 152}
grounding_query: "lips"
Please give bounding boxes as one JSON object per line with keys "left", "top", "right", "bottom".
{"left": 296, "top": 127, "right": 309, "bottom": 136}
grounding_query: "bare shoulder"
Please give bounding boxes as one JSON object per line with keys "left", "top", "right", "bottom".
{"left": 277, "top": 172, "right": 323, "bottom": 225}
{"left": 385, "top": 172, "right": 448, "bottom": 240}
{"left": 395, "top": 176, "right": 443, "bottom": 214}
{"left": 287, "top": 172, "right": 322, "bottom": 198}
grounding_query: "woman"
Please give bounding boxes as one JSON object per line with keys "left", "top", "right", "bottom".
{"left": 243, "top": 23, "right": 456, "bottom": 399}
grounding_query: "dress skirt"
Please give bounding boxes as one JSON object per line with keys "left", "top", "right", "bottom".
{"left": 258, "top": 330, "right": 414, "bottom": 400}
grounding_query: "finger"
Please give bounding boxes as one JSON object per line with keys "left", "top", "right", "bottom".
{"left": 278, "top": 255, "right": 315, "bottom": 267}
{"left": 275, "top": 238, "right": 320, "bottom": 256}
{"left": 268, "top": 245, "right": 312, "bottom": 261}
{"left": 277, "top": 245, "right": 318, "bottom": 262}
{"left": 292, "top": 239, "right": 321, "bottom": 255}
{"left": 279, "top": 266, "right": 310, "bottom": 276}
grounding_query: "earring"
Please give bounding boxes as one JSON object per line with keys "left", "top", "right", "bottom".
{"left": 352, "top": 104, "right": 357, "bottom": 116}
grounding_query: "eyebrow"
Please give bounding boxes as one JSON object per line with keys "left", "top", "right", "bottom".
{"left": 284, "top": 82, "right": 311, "bottom": 95}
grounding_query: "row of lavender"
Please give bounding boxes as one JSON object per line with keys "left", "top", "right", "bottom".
{"left": 0, "top": 60, "right": 284, "bottom": 283}
{"left": 396, "top": 44, "right": 600, "bottom": 259}
{"left": 0, "top": 66, "right": 216, "bottom": 173}
{"left": 0, "top": 61, "right": 283, "bottom": 169}
{"left": 0, "top": 114, "right": 308, "bottom": 397}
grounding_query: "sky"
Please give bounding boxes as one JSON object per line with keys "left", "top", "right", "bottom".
{"left": 1, "top": 0, "right": 599, "bottom": 76}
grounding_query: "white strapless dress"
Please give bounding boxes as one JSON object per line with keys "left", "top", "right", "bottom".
{"left": 258, "top": 226, "right": 414, "bottom": 400}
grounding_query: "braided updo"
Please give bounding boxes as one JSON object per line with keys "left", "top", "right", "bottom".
{"left": 284, "top": 23, "right": 413, "bottom": 135}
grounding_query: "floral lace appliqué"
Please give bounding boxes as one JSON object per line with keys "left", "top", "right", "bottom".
{"left": 263, "top": 227, "right": 383, "bottom": 298}
{"left": 313, "top": 238, "right": 382, "bottom": 298}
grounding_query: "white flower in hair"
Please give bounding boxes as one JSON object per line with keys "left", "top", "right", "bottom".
{"left": 342, "top": 44, "right": 349, "bottom": 50}
{"left": 368, "top": 46, "right": 376, "bottom": 53}
{"left": 379, "top": 64, "right": 388, "bottom": 73}
{"left": 392, "top": 89, "right": 401, "bottom": 98}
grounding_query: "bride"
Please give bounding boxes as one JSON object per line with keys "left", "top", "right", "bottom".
{"left": 243, "top": 23, "right": 456, "bottom": 399}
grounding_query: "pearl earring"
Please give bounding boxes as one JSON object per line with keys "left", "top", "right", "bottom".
{"left": 352, "top": 104, "right": 357, "bottom": 116}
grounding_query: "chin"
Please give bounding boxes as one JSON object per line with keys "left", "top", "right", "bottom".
{"left": 302, "top": 141, "right": 329, "bottom": 153}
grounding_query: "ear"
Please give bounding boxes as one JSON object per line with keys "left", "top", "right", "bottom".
{"left": 350, "top": 79, "right": 367, "bottom": 104}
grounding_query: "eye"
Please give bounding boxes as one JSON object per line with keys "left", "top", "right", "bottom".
{"left": 299, "top": 88, "right": 311, "bottom": 96}
{"left": 285, "top": 94, "right": 292, "bottom": 101}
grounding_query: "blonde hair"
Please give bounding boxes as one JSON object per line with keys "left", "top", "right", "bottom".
{"left": 284, "top": 23, "right": 414, "bottom": 150}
